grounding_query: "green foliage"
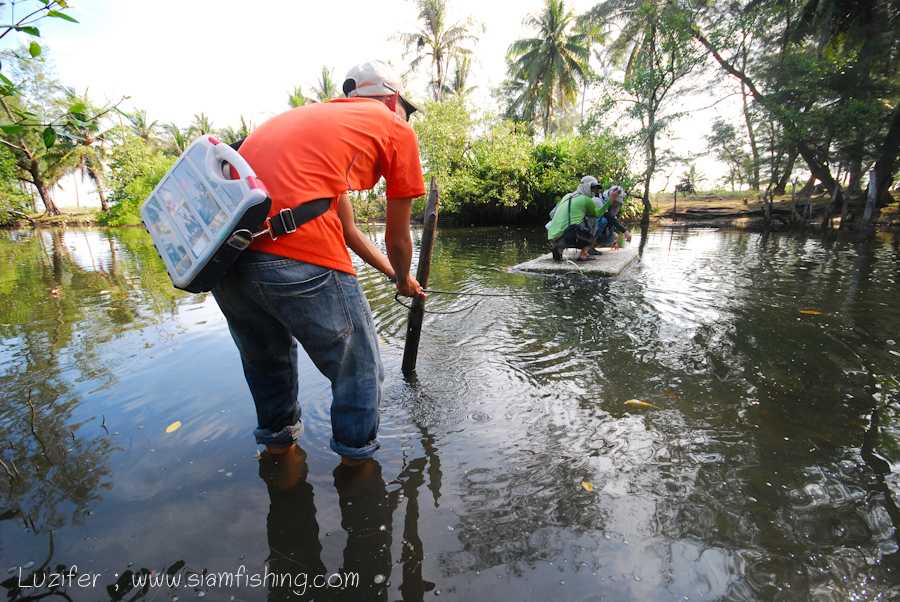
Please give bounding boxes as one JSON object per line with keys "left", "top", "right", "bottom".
{"left": 414, "top": 100, "right": 634, "bottom": 223}
{"left": 287, "top": 85, "right": 309, "bottom": 108}
{"left": 707, "top": 118, "right": 752, "bottom": 190}
{"left": 312, "top": 66, "right": 338, "bottom": 103}
{"left": 617, "top": 195, "right": 643, "bottom": 221}
{"left": 446, "top": 119, "right": 533, "bottom": 212}
{"left": 217, "top": 115, "right": 253, "bottom": 146}
{"left": 693, "top": 0, "right": 900, "bottom": 203}
{"left": 0, "top": 1, "right": 78, "bottom": 119}
{"left": 529, "top": 133, "right": 633, "bottom": 210}
{"left": 99, "top": 134, "right": 174, "bottom": 226}
{"left": 0, "top": 146, "right": 30, "bottom": 225}
{"left": 0, "top": 52, "right": 84, "bottom": 214}
{"left": 413, "top": 98, "right": 472, "bottom": 202}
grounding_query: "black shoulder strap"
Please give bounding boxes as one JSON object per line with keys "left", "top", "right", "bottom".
{"left": 232, "top": 136, "right": 331, "bottom": 239}
{"left": 264, "top": 197, "right": 333, "bottom": 239}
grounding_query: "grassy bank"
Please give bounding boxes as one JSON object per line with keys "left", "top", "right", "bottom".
{"left": 648, "top": 190, "right": 900, "bottom": 229}
{"left": 7, "top": 208, "right": 102, "bottom": 228}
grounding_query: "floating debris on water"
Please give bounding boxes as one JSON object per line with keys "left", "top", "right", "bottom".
{"left": 165, "top": 421, "right": 182, "bottom": 434}
{"left": 799, "top": 309, "right": 824, "bottom": 315}
{"left": 581, "top": 480, "right": 594, "bottom": 492}
{"left": 624, "top": 399, "right": 657, "bottom": 410}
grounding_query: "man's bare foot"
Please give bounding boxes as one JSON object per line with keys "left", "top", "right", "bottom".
{"left": 265, "top": 443, "right": 295, "bottom": 455}
{"left": 259, "top": 444, "right": 308, "bottom": 491}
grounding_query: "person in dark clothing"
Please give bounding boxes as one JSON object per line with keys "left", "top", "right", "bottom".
{"left": 592, "top": 185, "right": 631, "bottom": 250}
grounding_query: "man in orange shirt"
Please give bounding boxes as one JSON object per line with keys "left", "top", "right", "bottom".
{"left": 212, "top": 60, "right": 426, "bottom": 465}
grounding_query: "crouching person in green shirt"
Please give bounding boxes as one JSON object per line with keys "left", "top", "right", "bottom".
{"left": 547, "top": 175, "right": 606, "bottom": 262}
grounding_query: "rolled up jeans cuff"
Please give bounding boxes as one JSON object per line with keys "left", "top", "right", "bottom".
{"left": 330, "top": 437, "right": 380, "bottom": 460}
{"left": 254, "top": 420, "right": 303, "bottom": 446}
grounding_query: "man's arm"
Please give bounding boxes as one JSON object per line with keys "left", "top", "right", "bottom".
{"left": 337, "top": 192, "right": 395, "bottom": 279}
{"left": 385, "top": 197, "right": 425, "bottom": 298}
{"left": 590, "top": 198, "right": 610, "bottom": 217}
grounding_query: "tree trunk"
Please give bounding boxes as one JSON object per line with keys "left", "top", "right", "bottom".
{"left": 799, "top": 173, "right": 816, "bottom": 197}
{"left": 862, "top": 169, "right": 877, "bottom": 227}
{"left": 773, "top": 146, "right": 798, "bottom": 195}
{"left": 579, "top": 80, "right": 587, "bottom": 127}
{"left": 543, "top": 94, "right": 552, "bottom": 138}
{"left": 87, "top": 163, "right": 109, "bottom": 212}
{"left": 31, "top": 164, "right": 60, "bottom": 216}
{"left": 37, "top": 181, "right": 60, "bottom": 215}
{"left": 847, "top": 156, "right": 864, "bottom": 196}
{"left": 642, "top": 115, "right": 656, "bottom": 226}
{"left": 873, "top": 103, "right": 900, "bottom": 207}
{"left": 822, "top": 184, "right": 841, "bottom": 231}
{"left": 741, "top": 82, "right": 760, "bottom": 189}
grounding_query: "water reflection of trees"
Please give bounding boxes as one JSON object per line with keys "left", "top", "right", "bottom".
{"left": 436, "top": 228, "right": 900, "bottom": 597}
{"left": 0, "top": 229, "right": 183, "bottom": 569}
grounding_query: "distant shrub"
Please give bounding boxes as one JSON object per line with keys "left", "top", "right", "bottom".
{"left": 413, "top": 101, "right": 636, "bottom": 225}
{"left": 99, "top": 135, "right": 174, "bottom": 226}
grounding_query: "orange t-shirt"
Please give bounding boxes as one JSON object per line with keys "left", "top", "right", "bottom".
{"left": 238, "top": 97, "right": 426, "bottom": 274}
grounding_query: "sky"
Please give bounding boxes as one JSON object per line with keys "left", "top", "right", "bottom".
{"left": 8, "top": 0, "right": 750, "bottom": 194}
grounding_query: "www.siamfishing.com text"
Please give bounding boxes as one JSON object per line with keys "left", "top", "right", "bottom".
{"left": 16, "top": 565, "right": 361, "bottom": 596}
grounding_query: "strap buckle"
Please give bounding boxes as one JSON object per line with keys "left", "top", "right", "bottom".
{"left": 276, "top": 207, "right": 297, "bottom": 235}
{"left": 252, "top": 208, "right": 298, "bottom": 241}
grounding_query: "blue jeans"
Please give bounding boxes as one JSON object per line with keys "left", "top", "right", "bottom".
{"left": 595, "top": 216, "right": 614, "bottom": 245}
{"left": 211, "top": 251, "right": 383, "bottom": 459}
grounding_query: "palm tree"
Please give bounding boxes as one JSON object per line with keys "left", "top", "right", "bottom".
{"left": 583, "top": 0, "right": 665, "bottom": 80}
{"left": 124, "top": 109, "right": 159, "bottom": 144}
{"left": 312, "top": 66, "right": 338, "bottom": 102}
{"left": 163, "top": 122, "right": 189, "bottom": 155}
{"left": 443, "top": 55, "right": 476, "bottom": 99}
{"left": 218, "top": 115, "right": 254, "bottom": 145}
{"left": 189, "top": 112, "right": 213, "bottom": 136}
{"left": 287, "top": 85, "right": 309, "bottom": 108}
{"left": 506, "top": 0, "right": 591, "bottom": 136}
{"left": 61, "top": 89, "right": 114, "bottom": 211}
{"left": 398, "top": 0, "right": 479, "bottom": 100}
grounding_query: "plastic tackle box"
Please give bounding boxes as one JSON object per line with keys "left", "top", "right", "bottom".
{"left": 140, "top": 135, "right": 271, "bottom": 292}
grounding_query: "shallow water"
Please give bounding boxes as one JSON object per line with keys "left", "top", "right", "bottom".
{"left": 1, "top": 226, "right": 899, "bottom": 601}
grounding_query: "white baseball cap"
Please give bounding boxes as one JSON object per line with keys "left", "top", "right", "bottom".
{"left": 342, "top": 60, "right": 419, "bottom": 117}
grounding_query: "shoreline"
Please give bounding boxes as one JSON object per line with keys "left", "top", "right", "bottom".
{"left": 5, "top": 193, "right": 898, "bottom": 231}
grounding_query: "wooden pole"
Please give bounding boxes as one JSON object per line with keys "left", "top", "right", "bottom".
{"left": 402, "top": 177, "right": 440, "bottom": 376}
{"left": 672, "top": 189, "right": 677, "bottom": 222}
